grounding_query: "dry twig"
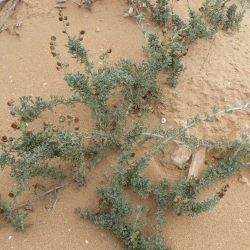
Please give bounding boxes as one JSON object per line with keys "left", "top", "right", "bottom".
{"left": 15, "top": 183, "right": 67, "bottom": 210}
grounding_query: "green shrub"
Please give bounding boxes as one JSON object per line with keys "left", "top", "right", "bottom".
{"left": 0, "top": 5, "right": 248, "bottom": 250}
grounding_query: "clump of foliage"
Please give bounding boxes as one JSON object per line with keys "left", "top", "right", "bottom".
{"left": 0, "top": 11, "right": 160, "bottom": 229}
{"left": 0, "top": 196, "right": 30, "bottom": 231}
{"left": 132, "top": 0, "right": 247, "bottom": 86}
{"left": 77, "top": 101, "right": 249, "bottom": 249}
{"left": 200, "top": 0, "right": 247, "bottom": 31}
{"left": 74, "top": 1, "right": 246, "bottom": 87}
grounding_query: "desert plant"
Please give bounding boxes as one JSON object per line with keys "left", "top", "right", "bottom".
{"left": 201, "top": 0, "right": 247, "bottom": 31}
{"left": 0, "top": 11, "right": 161, "bottom": 229}
{"left": 77, "top": 101, "right": 249, "bottom": 249}
{"left": 0, "top": 7, "right": 248, "bottom": 250}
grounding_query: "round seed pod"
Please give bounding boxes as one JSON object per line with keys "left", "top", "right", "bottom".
{"left": 11, "top": 122, "right": 19, "bottom": 130}
{"left": 1, "top": 136, "right": 8, "bottom": 142}
{"left": 74, "top": 117, "right": 79, "bottom": 123}
{"left": 20, "top": 116, "right": 27, "bottom": 122}
{"left": 8, "top": 192, "right": 14, "bottom": 198}
{"left": 7, "top": 100, "right": 14, "bottom": 106}
{"left": 130, "top": 152, "right": 135, "bottom": 157}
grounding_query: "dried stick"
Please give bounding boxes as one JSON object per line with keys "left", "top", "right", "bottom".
{"left": 15, "top": 183, "right": 67, "bottom": 210}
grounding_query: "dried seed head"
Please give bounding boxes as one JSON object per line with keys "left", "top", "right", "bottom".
{"left": 219, "top": 193, "right": 224, "bottom": 198}
{"left": 79, "top": 37, "right": 83, "bottom": 41}
{"left": 64, "top": 16, "right": 68, "bottom": 20}
{"left": 80, "top": 30, "right": 85, "bottom": 35}
{"left": 51, "top": 52, "right": 57, "bottom": 57}
{"left": 65, "top": 22, "right": 70, "bottom": 26}
{"left": 20, "top": 117, "right": 26, "bottom": 122}
{"left": 59, "top": 17, "right": 63, "bottom": 21}
{"left": 7, "top": 99, "right": 14, "bottom": 106}
{"left": 130, "top": 152, "right": 135, "bottom": 157}
{"left": 10, "top": 111, "right": 16, "bottom": 116}
{"left": 8, "top": 192, "right": 14, "bottom": 198}
{"left": 75, "top": 127, "right": 80, "bottom": 131}
{"left": 57, "top": 61, "right": 62, "bottom": 67}
{"left": 11, "top": 122, "right": 19, "bottom": 130}
{"left": 62, "top": 30, "right": 66, "bottom": 34}
{"left": 107, "top": 48, "right": 112, "bottom": 53}
{"left": 74, "top": 117, "right": 79, "bottom": 123}
{"left": 51, "top": 36, "right": 56, "bottom": 41}
{"left": 1, "top": 136, "right": 8, "bottom": 142}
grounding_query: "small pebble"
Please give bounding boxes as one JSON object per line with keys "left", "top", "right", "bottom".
{"left": 43, "top": 82, "right": 48, "bottom": 86}
{"left": 95, "top": 28, "right": 100, "bottom": 32}
{"left": 160, "top": 117, "right": 167, "bottom": 124}
{"left": 85, "top": 240, "right": 89, "bottom": 244}
{"left": 8, "top": 236, "right": 12, "bottom": 240}
{"left": 238, "top": 175, "right": 250, "bottom": 186}
{"left": 128, "top": 7, "right": 133, "bottom": 15}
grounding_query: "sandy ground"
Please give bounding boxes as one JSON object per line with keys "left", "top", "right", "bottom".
{"left": 0, "top": 0, "right": 249, "bottom": 249}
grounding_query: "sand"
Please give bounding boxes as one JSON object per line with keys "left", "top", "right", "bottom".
{"left": 0, "top": 0, "right": 249, "bottom": 249}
